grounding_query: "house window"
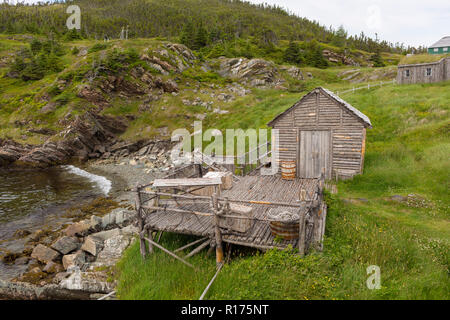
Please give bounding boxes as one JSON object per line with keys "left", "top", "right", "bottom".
{"left": 434, "top": 48, "right": 439, "bottom": 52}
{"left": 405, "top": 69, "right": 410, "bottom": 77}
{"left": 444, "top": 47, "right": 449, "bottom": 52}
{"left": 426, "top": 68, "right": 432, "bottom": 76}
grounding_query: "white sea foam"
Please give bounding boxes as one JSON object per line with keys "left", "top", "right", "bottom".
{"left": 63, "top": 165, "right": 112, "bottom": 195}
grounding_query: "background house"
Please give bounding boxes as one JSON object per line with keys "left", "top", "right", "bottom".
{"left": 397, "top": 57, "right": 450, "bottom": 84}
{"left": 428, "top": 36, "right": 450, "bottom": 55}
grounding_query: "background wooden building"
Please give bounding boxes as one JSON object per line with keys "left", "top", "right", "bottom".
{"left": 397, "top": 57, "right": 450, "bottom": 84}
{"left": 268, "top": 87, "right": 372, "bottom": 180}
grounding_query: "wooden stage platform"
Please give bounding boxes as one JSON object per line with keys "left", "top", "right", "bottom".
{"left": 140, "top": 174, "right": 323, "bottom": 251}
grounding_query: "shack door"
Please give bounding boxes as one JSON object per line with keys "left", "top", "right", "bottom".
{"left": 299, "top": 131, "right": 331, "bottom": 179}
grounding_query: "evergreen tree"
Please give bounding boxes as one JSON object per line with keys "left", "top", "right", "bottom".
{"left": 370, "top": 50, "right": 385, "bottom": 67}
{"left": 283, "top": 41, "right": 304, "bottom": 65}
{"left": 331, "top": 25, "right": 347, "bottom": 47}
{"left": 64, "top": 28, "right": 83, "bottom": 41}
{"left": 306, "top": 40, "right": 328, "bottom": 69}
{"left": 30, "top": 38, "right": 42, "bottom": 55}
{"left": 180, "top": 22, "right": 195, "bottom": 49}
{"left": 193, "top": 25, "right": 208, "bottom": 50}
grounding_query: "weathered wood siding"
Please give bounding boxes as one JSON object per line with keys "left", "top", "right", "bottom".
{"left": 445, "top": 58, "right": 450, "bottom": 81}
{"left": 397, "top": 57, "right": 450, "bottom": 84}
{"left": 272, "top": 91, "right": 366, "bottom": 179}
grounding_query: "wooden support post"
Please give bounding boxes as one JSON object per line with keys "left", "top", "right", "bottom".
{"left": 146, "top": 228, "right": 154, "bottom": 254}
{"left": 199, "top": 263, "right": 223, "bottom": 300}
{"left": 298, "top": 209, "right": 307, "bottom": 256}
{"left": 157, "top": 231, "right": 163, "bottom": 243}
{"left": 175, "top": 237, "right": 209, "bottom": 253}
{"left": 212, "top": 192, "right": 224, "bottom": 269}
{"left": 135, "top": 185, "right": 146, "bottom": 259}
{"left": 185, "top": 240, "right": 210, "bottom": 259}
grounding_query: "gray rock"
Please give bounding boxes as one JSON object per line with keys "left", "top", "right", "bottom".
{"left": 59, "top": 267, "right": 114, "bottom": 293}
{"left": 91, "top": 228, "right": 122, "bottom": 241}
{"left": 93, "top": 234, "right": 133, "bottom": 267}
{"left": 53, "top": 272, "right": 70, "bottom": 284}
{"left": 64, "top": 221, "right": 91, "bottom": 237}
{"left": 390, "top": 195, "right": 406, "bottom": 202}
{"left": 90, "top": 215, "right": 102, "bottom": 231}
{"left": 81, "top": 236, "right": 104, "bottom": 257}
{"left": 31, "top": 245, "right": 61, "bottom": 264}
{"left": 51, "top": 236, "right": 79, "bottom": 255}
{"left": 101, "top": 212, "right": 116, "bottom": 229}
{"left": 14, "top": 256, "right": 30, "bottom": 266}
{"left": 43, "top": 261, "right": 64, "bottom": 274}
{"left": 121, "top": 224, "right": 138, "bottom": 235}
{"left": 0, "top": 279, "right": 91, "bottom": 300}
{"left": 115, "top": 210, "right": 134, "bottom": 226}
{"left": 62, "top": 250, "right": 86, "bottom": 270}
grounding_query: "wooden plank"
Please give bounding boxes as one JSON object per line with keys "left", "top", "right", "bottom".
{"left": 153, "top": 178, "right": 222, "bottom": 187}
{"left": 174, "top": 237, "right": 209, "bottom": 253}
{"left": 199, "top": 263, "right": 223, "bottom": 300}
{"left": 143, "top": 237, "right": 195, "bottom": 269}
{"left": 185, "top": 240, "right": 210, "bottom": 259}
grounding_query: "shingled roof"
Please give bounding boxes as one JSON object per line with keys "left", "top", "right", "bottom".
{"left": 429, "top": 36, "right": 450, "bottom": 48}
{"left": 267, "top": 87, "right": 372, "bottom": 128}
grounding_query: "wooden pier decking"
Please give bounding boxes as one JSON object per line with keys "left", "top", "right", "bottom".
{"left": 139, "top": 174, "right": 325, "bottom": 251}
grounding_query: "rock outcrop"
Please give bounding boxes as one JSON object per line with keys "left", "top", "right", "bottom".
{"left": 322, "top": 50, "right": 358, "bottom": 66}
{"left": 0, "top": 112, "right": 127, "bottom": 168}
{"left": 4, "top": 208, "right": 137, "bottom": 299}
{"left": 216, "top": 57, "right": 281, "bottom": 87}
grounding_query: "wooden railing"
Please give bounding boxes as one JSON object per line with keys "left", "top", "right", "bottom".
{"left": 335, "top": 79, "right": 397, "bottom": 96}
{"left": 133, "top": 169, "right": 326, "bottom": 262}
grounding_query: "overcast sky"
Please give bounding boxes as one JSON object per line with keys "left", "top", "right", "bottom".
{"left": 3, "top": 0, "right": 449, "bottom": 47}
{"left": 249, "top": 0, "right": 449, "bottom": 47}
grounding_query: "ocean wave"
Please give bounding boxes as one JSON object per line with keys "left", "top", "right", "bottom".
{"left": 63, "top": 165, "right": 112, "bottom": 195}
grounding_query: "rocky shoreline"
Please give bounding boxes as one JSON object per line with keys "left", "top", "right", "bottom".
{"left": 0, "top": 142, "right": 174, "bottom": 300}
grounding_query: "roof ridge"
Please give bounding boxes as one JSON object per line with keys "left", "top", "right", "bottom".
{"left": 267, "top": 87, "right": 372, "bottom": 128}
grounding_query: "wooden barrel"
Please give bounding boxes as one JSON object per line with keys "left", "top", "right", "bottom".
{"left": 270, "top": 220, "right": 299, "bottom": 240}
{"left": 281, "top": 161, "right": 296, "bottom": 180}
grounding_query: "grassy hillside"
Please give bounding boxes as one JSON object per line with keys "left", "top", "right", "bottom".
{"left": 0, "top": 35, "right": 399, "bottom": 146}
{"left": 115, "top": 82, "right": 449, "bottom": 300}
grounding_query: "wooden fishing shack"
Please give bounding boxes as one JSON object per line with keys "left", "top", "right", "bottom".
{"left": 268, "top": 87, "right": 372, "bottom": 180}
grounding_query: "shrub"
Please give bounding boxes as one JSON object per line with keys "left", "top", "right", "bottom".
{"left": 8, "top": 38, "right": 65, "bottom": 81}
{"left": 88, "top": 43, "right": 108, "bottom": 53}
{"left": 71, "top": 46, "right": 80, "bottom": 55}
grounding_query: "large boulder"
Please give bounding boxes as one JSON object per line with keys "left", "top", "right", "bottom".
{"left": 217, "top": 57, "right": 278, "bottom": 87}
{"left": 59, "top": 268, "right": 114, "bottom": 293}
{"left": 90, "top": 228, "right": 122, "bottom": 241}
{"left": 92, "top": 234, "right": 133, "bottom": 267}
{"left": 31, "top": 245, "right": 61, "bottom": 264}
{"left": 51, "top": 236, "right": 79, "bottom": 255}
{"left": 64, "top": 221, "right": 91, "bottom": 237}
{"left": 80, "top": 236, "right": 104, "bottom": 257}
{"left": 62, "top": 250, "right": 86, "bottom": 270}
{"left": 43, "top": 261, "right": 64, "bottom": 274}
